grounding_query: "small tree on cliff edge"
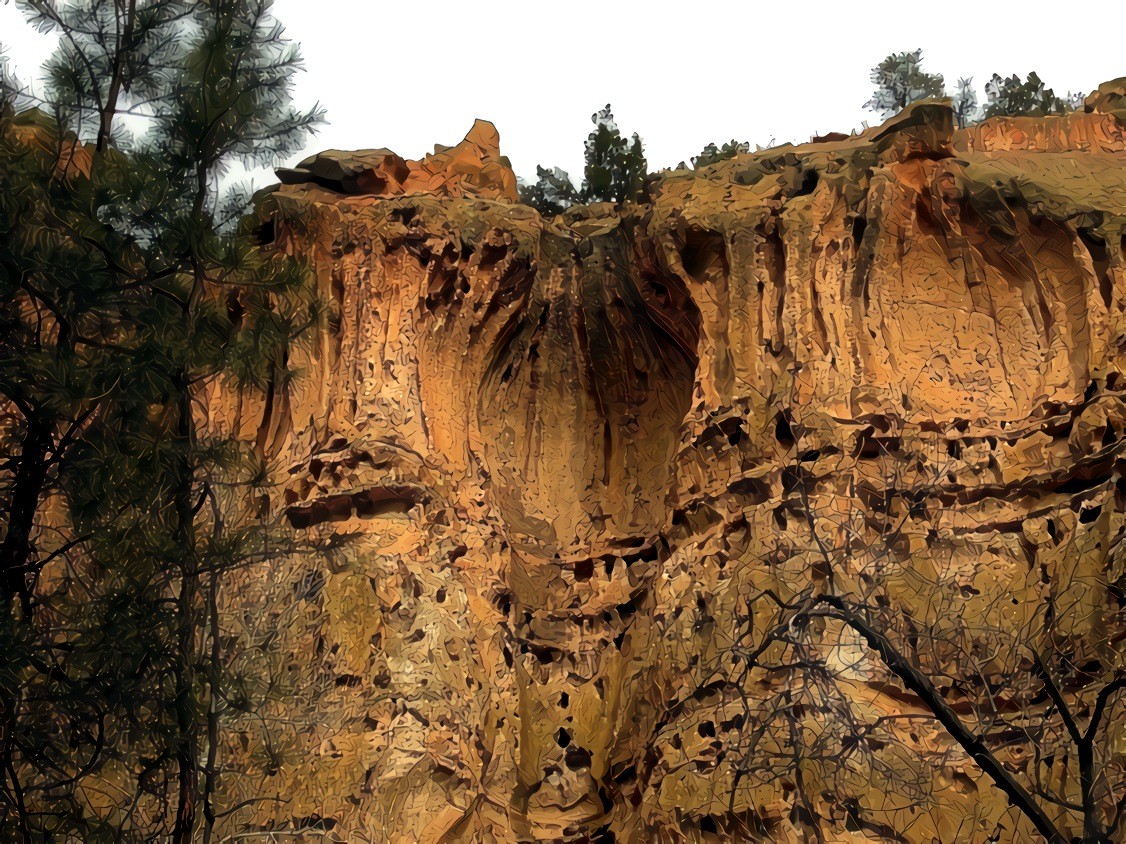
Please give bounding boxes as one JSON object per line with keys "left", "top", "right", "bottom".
{"left": 952, "top": 77, "right": 980, "bottom": 129}
{"left": 581, "top": 104, "right": 648, "bottom": 204}
{"left": 983, "top": 71, "right": 1073, "bottom": 117}
{"left": 865, "top": 49, "right": 945, "bottom": 118}
{"left": 692, "top": 139, "right": 750, "bottom": 168}
{"left": 519, "top": 165, "right": 579, "bottom": 216}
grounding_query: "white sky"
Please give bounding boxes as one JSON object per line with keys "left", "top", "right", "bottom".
{"left": 2, "top": 0, "right": 1123, "bottom": 183}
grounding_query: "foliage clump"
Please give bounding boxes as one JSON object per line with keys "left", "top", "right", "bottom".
{"left": 865, "top": 49, "right": 945, "bottom": 118}
{"left": 0, "top": 1, "right": 322, "bottom": 840}
{"left": 692, "top": 139, "right": 750, "bottom": 168}
{"left": 518, "top": 165, "right": 579, "bottom": 217}
{"left": 983, "top": 71, "right": 1077, "bottom": 117}
{"left": 951, "top": 76, "right": 980, "bottom": 128}
{"left": 580, "top": 104, "right": 647, "bottom": 204}
{"left": 865, "top": 51, "right": 1083, "bottom": 127}
{"left": 519, "top": 103, "right": 648, "bottom": 216}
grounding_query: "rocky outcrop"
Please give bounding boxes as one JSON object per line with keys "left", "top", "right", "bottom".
{"left": 1085, "top": 77, "right": 1126, "bottom": 121}
{"left": 211, "top": 102, "right": 1126, "bottom": 842}
{"left": 277, "top": 119, "right": 519, "bottom": 201}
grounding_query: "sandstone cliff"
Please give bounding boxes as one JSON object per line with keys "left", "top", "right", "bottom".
{"left": 207, "top": 97, "right": 1126, "bottom": 842}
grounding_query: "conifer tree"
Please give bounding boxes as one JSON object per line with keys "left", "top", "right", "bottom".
{"left": 0, "top": 1, "right": 320, "bottom": 839}
{"left": 144, "top": 5, "right": 320, "bottom": 836}
{"left": 581, "top": 104, "right": 648, "bottom": 204}
{"left": 0, "top": 92, "right": 186, "bottom": 844}
{"left": 983, "top": 71, "right": 1072, "bottom": 117}
{"left": 865, "top": 49, "right": 945, "bottom": 118}
{"left": 519, "top": 165, "right": 579, "bottom": 216}
{"left": 17, "top": 0, "right": 192, "bottom": 151}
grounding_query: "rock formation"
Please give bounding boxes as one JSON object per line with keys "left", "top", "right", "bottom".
{"left": 206, "top": 95, "right": 1126, "bottom": 842}
{"left": 277, "top": 119, "right": 519, "bottom": 201}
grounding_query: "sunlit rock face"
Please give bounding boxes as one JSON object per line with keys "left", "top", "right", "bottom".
{"left": 215, "top": 104, "right": 1126, "bottom": 842}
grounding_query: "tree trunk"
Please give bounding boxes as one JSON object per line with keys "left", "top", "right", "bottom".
{"left": 172, "top": 158, "right": 213, "bottom": 844}
{"left": 202, "top": 567, "right": 222, "bottom": 844}
{"left": 1078, "top": 737, "right": 1101, "bottom": 842}
{"left": 171, "top": 386, "right": 198, "bottom": 844}
{"left": 96, "top": 0, "right": 137, "bottom": 153}
{"left": 0, "top": 413, "right": 52, "bottom": 618}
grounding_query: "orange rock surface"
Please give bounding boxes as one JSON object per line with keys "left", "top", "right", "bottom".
{"left": 277, "top": 118, "right": 518, "bottom": 201}
{"left": 204, "top": 100, "right": 1126, "bottom": 842}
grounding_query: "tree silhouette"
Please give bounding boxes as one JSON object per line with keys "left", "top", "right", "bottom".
{"left": 983, "top": 72, "right": 1072, "bottom": 118}
{"left": 952, "top": 77, "right": 980, "bottom": 128}
{"left": 581, "top": 104, "right": 647, "bottom": 204}
{"left": 865, "top": 50, "right": 945, "bottom": 118}
{"left": 519, "top": 165, "right": 579, "bottom": 216}
{"left": 692, "top": 139, "right": 750, "bottom": 168}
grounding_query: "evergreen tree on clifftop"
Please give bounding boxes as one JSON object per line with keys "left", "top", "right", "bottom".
{"left": 952, "top": 77, "right": 980, "bottom": 128}
{"left": 983, "top": 71, "right": 1073, "bottom": 117}
{"left": 518, "top": 165, "right": 579, "bottom": 216}
{"left": 518, "top": 104, "right": 649, "bottom": 214}
{"left": 692, "top": 139, "right": 750, "bottom": 168}
{"left": 581, "top": 104, "right": 648, "bottom": 204}
{"left": 865, "top": 49, "right": 945, "bottom": 118}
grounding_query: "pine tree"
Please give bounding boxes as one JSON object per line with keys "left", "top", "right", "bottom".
{"left": 135, "top": 3, "right": 320, "bottom": 839}
{"left": 580, "top": 104, "right": 648, "bottom": 205}
{"left": 983, "top": 71, "right": 1072, "bottom": 118}
{"left": 865, "top": 49, "right": 945, "bottom": 118}
{"left": 519, "top": 165, "right": 579, "bottom": 216}
{"left": 17, "top": 0, "right": 192, "bottom": 151}
{"left": 1, "top": 1, "right": 321, "bottom": 838}
{"left": 0, "top": 94, "right": 185, "bottom": 844}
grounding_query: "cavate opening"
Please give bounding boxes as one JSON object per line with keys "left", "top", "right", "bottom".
{"left": 286, "top": 485, "right": 425, "bottom": 528}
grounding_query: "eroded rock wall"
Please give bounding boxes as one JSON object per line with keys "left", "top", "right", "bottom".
{"left": 212, "top": 105, "right": 1126, "bottom": 842}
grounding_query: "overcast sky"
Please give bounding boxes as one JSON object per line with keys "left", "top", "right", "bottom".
{"left": 2, "top": 0, "right": 1123, "bottom": 183}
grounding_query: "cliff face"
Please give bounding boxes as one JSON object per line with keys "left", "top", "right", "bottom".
{"left": 214, "top": 97, "right": 1126, "bottom": 842}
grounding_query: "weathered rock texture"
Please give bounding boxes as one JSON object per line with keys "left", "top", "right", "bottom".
{"left": 277, "top": 119, "right": 519, "bottom": 202}
{"left": 210, "top": 98, "right": 1126, "bottom": 843}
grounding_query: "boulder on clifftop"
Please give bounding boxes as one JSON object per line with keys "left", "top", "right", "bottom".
{"left": 276, "top": 118, "right": 518, "bottom": 202}
{"left": 1084, "top": 76, "right": 1126, "bottom": 120}
{"left": 277, "top": 147, "right": 410, "bottom": 194}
